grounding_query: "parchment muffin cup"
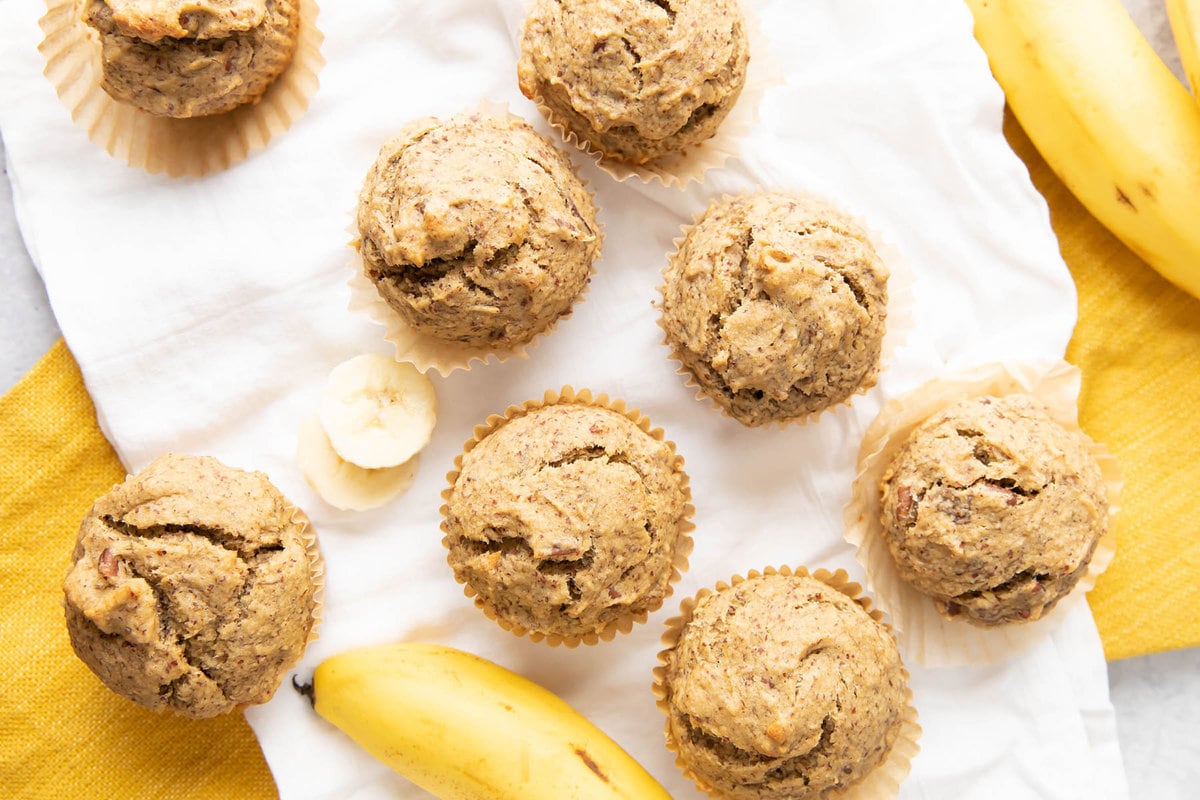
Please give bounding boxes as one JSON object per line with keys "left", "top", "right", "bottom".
{"left": 439, "top": 386, "right": 695, "bottom": 647}
{"left": 346, "top": 102, "right": 604, "bottom": 376}
{"left": 843, "top": 360, "right": 1122, "bottom": 667}
{"left": 520, "top": 0, "right": 778, "bottom": 188}
{"left": 657, "top": 190, "right": 914, "bottom": 429}
{"left": 38, "top": 0, "right": 324, "bottom": 177}
{"left": 653, "top": 565, "right": 921, "bottom": 800}
{"left": 288, "top": 504, "right": 325, "bottom": 650}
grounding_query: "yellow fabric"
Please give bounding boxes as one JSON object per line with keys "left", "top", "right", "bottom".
{"left": 2, "top": 116, "right": 1198, "bottom": 800}
{"left": 1003, "top": 112, "right": 1200, "bottom": 661}
{"left": 0, "top": 340, "right": 277, "bottom": 800}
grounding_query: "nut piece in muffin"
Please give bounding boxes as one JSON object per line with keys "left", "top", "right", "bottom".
{"left": 660, "top": 570, "right": 912, "bottom": 800}
{"left": 878, "top": 394, "right": 1109, "bottom": 627}
{"left": 82, "top": 0, "right": 300, "bottom": 118}
{"left": 63, "top": 453, "right": 321, "bottom": 718}
{"left": 660, "top": 192, "right": 889, "bottom": 426}
{"left": 518, "top": 0, "right": 750, "bottom": 165}
{"left": 356, "top": 111, "right": 601, "bottom": 353}
{"left": 442, "top": 396, "right": 691, "bottom": 644}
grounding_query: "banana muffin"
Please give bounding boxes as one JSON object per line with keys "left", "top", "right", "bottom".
{"left": 441, "top": 395, "right": 691, "bottom": 644}
{"left": 878, "top": 394, "right": 1109, "bottom": 627}
{"left": 63, "top": 453, "right": 321, "bottom": 718}
{"left": 517, "top": 0, "right": 750, "bottom": 165}
{"left": 659, "top": 570, "right": 912, "bottom": 800}
{"left": 356, "top": 111, "right": 601, "bottom": 352}
{"left": 82, "top": 0, "right": 300, "bottom": 118}
{"left": 660, "top": 192, "right": 889, "bottom": 426}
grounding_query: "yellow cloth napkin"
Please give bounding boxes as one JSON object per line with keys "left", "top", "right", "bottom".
{"left": 1002, "top": 115, "right": 1200, "bottom": 662}
{"left": 3, "top": 113, "right": 1198, "bottom": 798}
{"left": 0, "top": 340, "right": 277, "bottom": 800}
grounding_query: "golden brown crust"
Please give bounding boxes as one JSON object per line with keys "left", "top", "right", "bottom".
{"left": 62, "top": 453, "right": 319, "bottom": 718}
{"left": 660, "top": 192, "right": 889, "bottom": 426}
{"left": 104, "top": 0, "right": 266, "bottom": 41}
{"left": 83, "top": 0, "right": 299, "bottom": 118}
{"left": 443, "top": 400, "right": 689, "bottom": 642}
{"left": 356, "top": 112, "right": 601, "bottom": 351}
{"left": 878, "top": 394, "right": 1109, "bottom": 627}
{"left": 661, "top": 572, "right": 909, "bottom": 799}
{"left": 517, "top": 0, "right": 749, "bottom": 164}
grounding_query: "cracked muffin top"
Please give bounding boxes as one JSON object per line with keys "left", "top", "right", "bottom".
{"left": 517, "top": 0, "right": 749, "bottom": 165}
{"left": 82, "top": 0, "right": 299, "bottom": 118}
{"left": 879, "top": 394, "right": 1109, "bottom": 627}
{"left": 659, "top": 192, "right": 889, "bottom": 426}
{"left": 356, "top": 111, "right": 601, "bottom": 352}
{"left": 442, "top": 400, "right": 690, "bottom": 643}
{"left": 62, "top": 453, "right": 320, "bottom": 718}
{"left": 662, "top": 572, "right": 909, "bottom": 800}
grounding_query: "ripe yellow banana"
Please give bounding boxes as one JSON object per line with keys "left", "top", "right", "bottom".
{"left": 1167, "top": 0, "right": 1200, "bottom": 95}
{"left": 965, "top": 0, "right": 1200, "bottom": 300}
{"left": 306, "top": 642, "right": 671, "bottom": 799}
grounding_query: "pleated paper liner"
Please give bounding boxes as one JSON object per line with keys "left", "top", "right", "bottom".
{"left": 653, "top": 566, "right": 921, "bottom": 800}
{"left": 288, "top": 504, "right": 325, "bottom": 650}
{"left": 346, "top": 102, "right": 604, "bottom": 376}
{"left": 439, "top": 386, "right": 695, "bottom": 647}
{"left": 657, "top": 190, "right": 914, "bottom": 429}
{"left": 519, "top": 0, "right": 778, "bottom": 188}
{"left": 843, "top": 360, "right": 1122, "bottom": 667}
{"left": 38, "top": 0, "right": 324, "bottom": 177}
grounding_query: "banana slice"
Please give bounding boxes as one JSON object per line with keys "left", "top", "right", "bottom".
{"left": 319, "top": 354, "right": 437, "bottom": 469}
{"left": 297, "top": 417, "right": 419, "bottom": 511}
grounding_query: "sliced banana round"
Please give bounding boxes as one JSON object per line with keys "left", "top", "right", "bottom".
{"left": 319, "top": 353, "right": 437, "bottom": 469}
{"left": 297, "top": 416, "right": 420, "bottom": 511}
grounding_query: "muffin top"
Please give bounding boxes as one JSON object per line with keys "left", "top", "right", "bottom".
{"left": 660, "top": 192, "right": 889, "bottom": 426}
{"left": 62, "top": 453, "right": 319, "bottom": 718}
{"left": 103, "top": 0, "right": 266, "bottom": 41}
{"left": 442, "top": 401, "right": 690, "bottom": 642}
{"left": 879, "top": 394, "right": 1109, "bottom": 627}
{"left": 663, "top": 572, "right": 909, "bottom": 800}
{"left": 82, "top": 0, "right": 299, "bottom": 118}
{"left": 357, "top": 111, "right": 601, "bottom": 351}
{"left": 517, "top": 0, "right": 749, "bottom": 164}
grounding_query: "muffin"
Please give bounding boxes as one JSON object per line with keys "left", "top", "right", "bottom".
{"left": 62, "top": 453, "right": 321, "bottom": 718}
{"left": 658, "top": 568, "right": 915, "bottom": 800}
{"left": 441, "top": 390, "right": 692, "bottom": 645}
{"left": 517, "top": 0, "right": 750, "bottom": 165}
{"left": 82, "top": 0, "right": 301, "bottom": 118}
{"left": 356, "top": 111, "right": 601, "bottom": 355}
{"left": 878, "top": 394, "right": 1109, "bottom": 627}
{"left": 660, "top": 192, "right": 889, "bottom": 426}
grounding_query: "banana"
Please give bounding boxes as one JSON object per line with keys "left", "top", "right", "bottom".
{"left": 305, "top": 642, "right": 671, "bottom": 800}
{"left": 296, "top": 416, "right": 419, "bottom": 511}
{"left": 964, "top": 0, "right": 1200, "bottom": 300}
{"left": 1167, "top": 0, "right": 1200, "bottom": 95}
{"left": 319, "top": 353, "right": 437, "bottom": 469}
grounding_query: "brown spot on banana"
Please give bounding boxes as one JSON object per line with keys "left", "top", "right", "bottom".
{"left": 1115, "top": 186, "right": 1136, "bottom": 210}
{"left": 574, "top": 747, "right": 609, "bottom": 782}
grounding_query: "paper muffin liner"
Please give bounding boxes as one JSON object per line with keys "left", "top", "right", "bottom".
{"left": 287, "top": 504, "right": 325, "bottom": 649}
{"left": 653, "top": 565, "right": 921, "bottom": 800}
{"left": 843, "top": 360, "right": 1122, "bottom": 667}
{"left": 519, "top": 0, "right": 779, "bottom": 188}
{"left": 439, "top": 386, "right": 695, "bottom": 647}
{"left": 38, "top": 0, "right": 324, "bottom": 177}
{"left": 346, "top": 102, "right": 604, "bottom": 376}
{"left": 657, "top": 190, "right": 914, "bottom": 429}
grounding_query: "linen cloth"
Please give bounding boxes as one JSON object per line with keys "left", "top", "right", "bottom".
{"left": 0, "top": 0, "right": 1133, "bottom": 797}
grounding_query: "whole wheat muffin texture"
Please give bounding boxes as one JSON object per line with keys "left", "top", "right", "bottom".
{"left": 63, "top": 453, "right": 319, "bottom": 718}
{"left": 82, "top": 0, "right": 299, "bottom": 118}
{"left": 443, "top": 402, "right": 689, "bottom": 640}
{"left": 517, "top": 0, "right": 749, "bottom": 164}
{"left": 357, "top": 112, "right": 601, "bottom": 351}
{"left": 879, "top": 394, "right": 1109, "bottom": 627}
{"left": 660, "top": 192, "right": 889, "bottom": 426}
{"left": 663, "top": 573, "right": 909, "bottom": 800}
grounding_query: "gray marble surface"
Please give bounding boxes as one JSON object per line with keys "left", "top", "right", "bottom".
{"left": 4, "top": 3, "right": 1200, "bottom": 792}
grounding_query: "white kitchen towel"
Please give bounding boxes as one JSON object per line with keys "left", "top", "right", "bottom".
{"left": 0, "top": 1, "right": 1129, "bottom": 798}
